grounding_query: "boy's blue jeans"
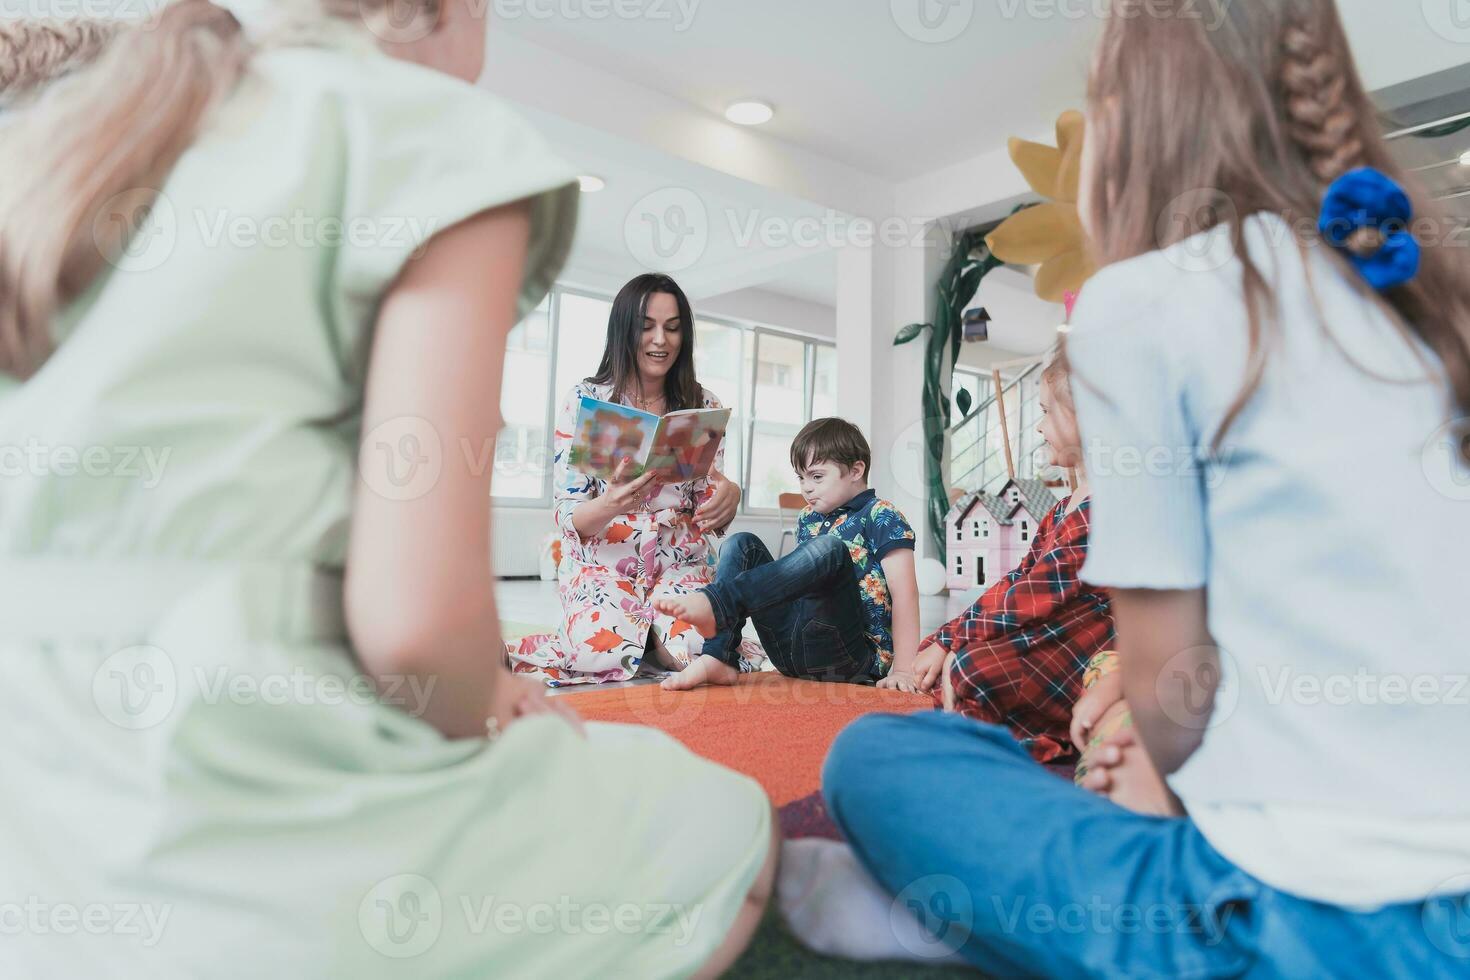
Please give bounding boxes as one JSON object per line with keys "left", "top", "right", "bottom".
{"left": 824, "top": 710, "right": 1470, "bottom": 978}
{"left": 700, "top": 532, "right": 877, "bottom": 681}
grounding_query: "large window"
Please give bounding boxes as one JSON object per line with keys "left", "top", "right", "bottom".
{"left": 493, "top": 285, "right": 834, "bottom": 514}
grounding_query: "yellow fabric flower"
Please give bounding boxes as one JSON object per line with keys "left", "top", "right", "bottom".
{"left": 985, "top": 110, "right": 1096, "bottom": 304}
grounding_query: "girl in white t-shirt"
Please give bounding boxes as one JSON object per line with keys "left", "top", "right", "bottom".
{"left": 821, "top": 1, "right": 1470, "bottom": 974}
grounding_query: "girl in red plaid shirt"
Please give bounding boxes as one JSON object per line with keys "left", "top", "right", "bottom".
{"left": 905, "top": 347, "right": 1115, "bottom": 766}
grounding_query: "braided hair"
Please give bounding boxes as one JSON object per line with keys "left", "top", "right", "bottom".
{"left": 0, "top": 18, "right": 124, "bottom": 103}
{"left": 1082, "top": 0, "right": 1470, "bottom": 461}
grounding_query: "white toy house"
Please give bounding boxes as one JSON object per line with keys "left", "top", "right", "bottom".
{"left": 944, "top": 477, "right": 1060, "bottom": 592}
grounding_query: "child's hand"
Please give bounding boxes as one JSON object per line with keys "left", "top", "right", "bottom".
{"left": 1070, "top": 669, "right": 1125, "bottom": 751}
{"left": 491, "top": 671, "right": 584, "bottom": 737}
{"left": 877, "top": 670, "right": 920, "bottom": 693}
{"left": 911, "top": 644, "right": 947, "bottom": 692}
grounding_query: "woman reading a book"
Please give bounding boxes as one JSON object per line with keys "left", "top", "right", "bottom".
{"left": 508, "top": 274, "right": 760, "bottom": 684}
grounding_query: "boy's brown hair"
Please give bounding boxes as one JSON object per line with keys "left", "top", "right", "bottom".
{"left": 790, "top": 418, "right": 871, "bottom": 481}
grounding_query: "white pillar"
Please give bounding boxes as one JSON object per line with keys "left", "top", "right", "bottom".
{"left": 834, "top": 223, "right": 943, "bottom": 563}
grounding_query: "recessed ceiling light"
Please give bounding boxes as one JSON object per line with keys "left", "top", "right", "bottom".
{"left": 725, "top": 100, "right": 775, "bottom": 126}
{"left": 578, "top": 175, "right": 606, "bottom": 193}
{"left": 1459, "top": 151, "right": 1470, "bottom": 167}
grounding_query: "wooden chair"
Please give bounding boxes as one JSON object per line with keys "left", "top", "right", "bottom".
{"left": 776, "top": 492, "right": 807, "bottom": 557}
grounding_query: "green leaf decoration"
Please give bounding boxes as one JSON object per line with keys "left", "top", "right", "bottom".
{"left": 906, "top": 224, "right": 1005, "bottom": 562}
{"left": 956, "top": 387, "right": 973, "bottom": 418}
{"left": 893, "top": 322, "right": 928, "bottom": 346}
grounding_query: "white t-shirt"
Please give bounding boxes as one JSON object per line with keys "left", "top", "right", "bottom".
{"left": 1068, "top": 213, "right": 1470, "bottom": 908}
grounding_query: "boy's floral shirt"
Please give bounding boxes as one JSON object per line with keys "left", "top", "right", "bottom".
{"left": 796, "top": 489, "right": 916, "bottom": 673}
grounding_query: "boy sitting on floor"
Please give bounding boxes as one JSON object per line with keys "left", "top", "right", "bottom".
{"left": 655, "top": 418, "right": 922, "bottom": 692}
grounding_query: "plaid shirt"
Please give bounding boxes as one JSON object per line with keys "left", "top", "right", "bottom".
{"left": 925, "top": 495, "right": 1114, "bottom": 764}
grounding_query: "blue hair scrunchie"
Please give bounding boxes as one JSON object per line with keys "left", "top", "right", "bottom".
{"left": 1318, "top": 167, "right": 1421, "bottom": 292}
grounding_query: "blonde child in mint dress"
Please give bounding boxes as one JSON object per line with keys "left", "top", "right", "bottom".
{"left": 0, "top": 5, "right": 772, "bottom": 978}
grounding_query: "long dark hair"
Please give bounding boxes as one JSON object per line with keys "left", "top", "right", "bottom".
{"left": 588, "top": 273, "right": 701, "bottom": 412}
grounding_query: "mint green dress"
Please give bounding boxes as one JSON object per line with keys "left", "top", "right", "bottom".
{"left": 0, "top": 29, "right": 770, "bottom": 979}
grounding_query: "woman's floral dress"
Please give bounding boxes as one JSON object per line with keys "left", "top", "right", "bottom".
{"left": 508, "top": 381, "right": 764, "bottom": 685}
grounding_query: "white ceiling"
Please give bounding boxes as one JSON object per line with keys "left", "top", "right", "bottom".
{"left": 493, "top": 0, "right": 1470, "bottom": 183}
{"left": 495, "top": 0, "right": 1099, "bottom": 181}
{"left": 490, "top": 0, "right": 1470, "bottom": 323}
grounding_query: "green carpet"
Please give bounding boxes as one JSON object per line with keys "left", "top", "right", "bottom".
{"left": 728, "top": 903, "right": 981, "bottom": 978}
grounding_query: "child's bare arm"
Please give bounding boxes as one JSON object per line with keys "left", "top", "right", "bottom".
{"left": 1111, "top": 587, "right": 1214, "bottom": 775}
{"left": 348, "top": 201, "right": 531, "bottom": 739}
{"left": 877, "top": 549, "right": 921, "bottom": 686}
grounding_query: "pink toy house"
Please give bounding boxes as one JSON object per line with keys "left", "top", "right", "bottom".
{"left": 943, "top": 477, "right": 1060, "bottom": 592}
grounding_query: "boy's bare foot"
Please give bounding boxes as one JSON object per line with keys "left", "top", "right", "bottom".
{"left": 661, "top": 653, "right": 740, "bottom": 691}
{"left": 1080, "top": 731, "right": 1184, "bottom": 817}
{"left": 653, "top": 592, "right": 717, "bottom": 638}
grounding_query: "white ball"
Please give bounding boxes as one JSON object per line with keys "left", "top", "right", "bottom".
{"left": 915, "top": 557, "right": 947, "bottom": 596}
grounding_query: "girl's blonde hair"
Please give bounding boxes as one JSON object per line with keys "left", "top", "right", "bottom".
{"left": 1040, "top": 340, "right": 1074, "bottom": 409}
{"left": 1084, "top": 0, "right": 1470, "bottom": 462}
{"left": 0, "top": 0, "right": 440, "bottom": 379}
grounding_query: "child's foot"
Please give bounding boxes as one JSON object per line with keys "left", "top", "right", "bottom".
{"left": 646, "top": 632, "right": 683, "bottom": 672}
{"left": 661, "top": 653, "right": 739, "bottom": 691}
{"left": 1080, "top": 731, "right": 1183, "bottom": 817}
{"left": 653, "top": 592, "right": 717, "bottom": 638}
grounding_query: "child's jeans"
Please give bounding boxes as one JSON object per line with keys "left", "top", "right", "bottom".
{"left": 700, "top": 532, "right": 876, "bottom": 681}
{"left": 825, "top": 710, "right": 1470, "bottom": 978}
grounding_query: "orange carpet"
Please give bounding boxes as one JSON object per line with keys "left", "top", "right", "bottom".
{"left": 572, "top": 673, "right": 933, "bottom": 806}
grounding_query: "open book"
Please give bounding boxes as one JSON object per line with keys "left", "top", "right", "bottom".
{"left": 567, "top": 396, "right": 731, "bottom": 483}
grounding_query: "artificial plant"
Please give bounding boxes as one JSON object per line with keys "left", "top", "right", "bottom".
{"left": 893, "top": 227, "right": 1003, "bottom": 560}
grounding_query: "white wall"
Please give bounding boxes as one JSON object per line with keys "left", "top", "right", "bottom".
{"left": 700, "top": 287, "right": 836, "bottom": 339}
